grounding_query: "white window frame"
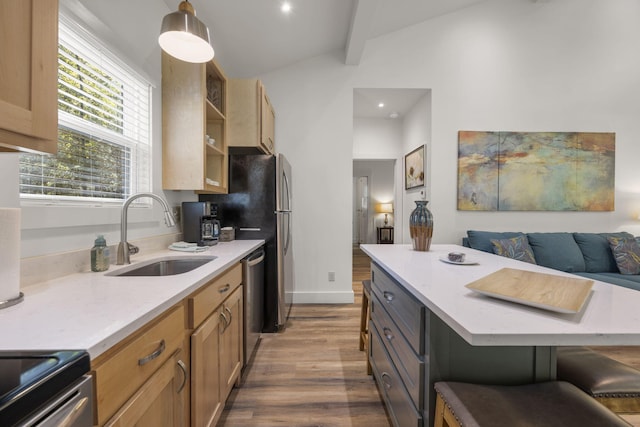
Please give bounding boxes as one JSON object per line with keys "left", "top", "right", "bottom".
{"left": 19, "top": 13, "right": 152, "bottom": 208}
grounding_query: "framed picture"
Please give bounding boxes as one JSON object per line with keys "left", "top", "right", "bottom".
{"left": 405, "top": 145, "right": 425, "bottom": 190}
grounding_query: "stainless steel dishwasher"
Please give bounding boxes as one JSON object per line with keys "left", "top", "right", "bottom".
{"left": 242, "top": 248, "right": 265, "bottom": 368}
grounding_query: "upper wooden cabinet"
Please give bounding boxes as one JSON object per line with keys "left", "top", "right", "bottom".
{"left": 162, "top": 53, "right": 228, "bottom": 193}
{"left": 228, "top": 79, "right": 275, "bottom": 154}
{"left": 0, "top": 0, "right": 58, "bottom": 154}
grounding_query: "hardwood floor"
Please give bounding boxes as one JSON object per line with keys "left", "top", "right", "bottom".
{"left": 219, "top": 246, "right": 640, "bottom": 426}
{"left": 218, "top": 246, "right": 390, "bottom": 426}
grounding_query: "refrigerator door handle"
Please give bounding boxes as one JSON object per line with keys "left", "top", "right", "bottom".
{"left": 275, "top": 210, "right": 292, "bottom": 214}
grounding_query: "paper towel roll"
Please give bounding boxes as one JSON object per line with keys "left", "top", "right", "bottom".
{"left": 0, "top": 208, "right": 21, "bottom": 302}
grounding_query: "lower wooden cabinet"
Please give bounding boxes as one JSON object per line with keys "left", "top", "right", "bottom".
{"left": 92, "top": 304, "right": 186, "bottom": 426}
{"left": 218, "top": 286, "right": 243, "bottom": 399}
{"left": 191, "top": 304, "right": 223, "bottom": 427}
{"left": 191, "top": 285, "right": 243, "bottom": 427}
{"left": 92, "top": 261, "right": 246, "bottom": 427}
{"left": 104, "top": 349, "right": 187, "bottom": 427}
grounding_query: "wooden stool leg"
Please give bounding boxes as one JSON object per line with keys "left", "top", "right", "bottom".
{"left": 435, "top": 393, "right": 461, "bottom": 427}
{"left": 365, "top": 294, "right": 372, "bottom": 375}
{"left": 359, "top": 289, "right": 368, "bottom": 351}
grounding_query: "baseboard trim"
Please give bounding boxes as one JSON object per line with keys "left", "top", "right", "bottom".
{"left": 290, "top": 290, "right": 355, "bottom": 304}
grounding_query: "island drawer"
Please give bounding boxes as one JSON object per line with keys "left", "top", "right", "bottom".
{"left": 188, "top": 262, "right": 242, "bottom": 328}
{"left": 370, "top": 321, "right": 423, "bottom": 427}
{"left": 371, "top": 262, "right": 425, "bottom": 354}
{"left": 371, "top": 292, "right": 424, "bottom": 409}
{"left": 92, "top": 303, "right": 185, "bottom": 425}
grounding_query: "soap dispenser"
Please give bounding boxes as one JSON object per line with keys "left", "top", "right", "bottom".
{"left": 91, "top": 235, "right": 110, "bottom": 272}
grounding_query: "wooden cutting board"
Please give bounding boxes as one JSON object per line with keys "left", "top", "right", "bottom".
{"left": 465, "top": 268, "right": 594, "bottom": 313}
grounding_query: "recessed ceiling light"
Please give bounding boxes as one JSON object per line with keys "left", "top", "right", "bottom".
{"left": 281, "top": 2, "right": 292, "bottom": 13}
{"left": 389, "top": 112, "right": 399, "bottom": 119}
{"left": 378, "top": 102, "right": 384, "bottom": 108}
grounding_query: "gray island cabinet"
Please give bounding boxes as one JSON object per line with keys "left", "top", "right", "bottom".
{"left": 362, "top": 244, "right": 640, "bottom": 427}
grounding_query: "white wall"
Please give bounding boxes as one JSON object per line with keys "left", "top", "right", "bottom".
{"left": 400, "top": 93, "right": 432, "bottom": 244}
{"left": 261, "top": 0, "right": 640, "bottom": 302}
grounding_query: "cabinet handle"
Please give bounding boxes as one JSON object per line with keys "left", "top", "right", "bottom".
{"left": 138, "top": 339, "right": 165, "bottom": 366}
{"left": 177, "top": 359, "right": 187, "bottom": 393}
{"left": 224, "top": 306, "right": 233, "bottom": 325}
{"left": 383, "top": 291, "right": 395, "bottom": 302}
{"left": 383, "top": 327, "right": 394, "bottom": 341}
{"left": 218, "top": 284, "right": 231, "bottom": 294}
{"left": 220, "top": 311, "right": 229, "bottom": 332}
{"left": 381, "top": 372, "right": 393, "bottom": 390}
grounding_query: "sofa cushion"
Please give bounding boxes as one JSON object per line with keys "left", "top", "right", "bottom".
{"left": 527, "top": 232, "right": 586, "bottom": 273}
{"left": 491, "top": 236, "right": 537, "bottom": 264}
{"left": 607, "top": 236, "right": 640, "bottom": 275}
{"left": 573, "top": 232, "right": 633, "bottom": 273}
{"left": 466, "top": 230, "right": 525, "bottom": 254}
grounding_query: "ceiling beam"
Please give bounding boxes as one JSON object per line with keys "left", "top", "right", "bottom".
{"left": 344, "top": 0, "right": 379, "bottom": 65}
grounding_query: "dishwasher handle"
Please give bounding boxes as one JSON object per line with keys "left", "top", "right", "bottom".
{"left": 246, "top": 249, "right": 265, "bottom": 267}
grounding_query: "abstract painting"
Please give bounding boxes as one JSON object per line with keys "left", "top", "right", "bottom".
{"left": 405, "top": 145, "right": 425, "bottom": 190}
{"left": 457, "top": 131, "right": 615, "bottom": 211}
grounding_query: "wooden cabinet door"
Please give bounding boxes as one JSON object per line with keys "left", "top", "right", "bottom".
{"left": 260, "top": 83, "right": 275, "bottom": 154}
{"left": 191, "top": 306, "right": 223, "bottom": 427}
{"left": 0, "top": 0, "right": 58, "bottom": 153}
{"left": 219, "top": 286, "right": 244, "bottom": 399}
{"left": 104, "top": 349, "right": 187, "bottom": 427}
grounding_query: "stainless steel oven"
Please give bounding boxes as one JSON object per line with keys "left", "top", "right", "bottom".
{"left": 0, "top": 350, "right": 92, "bottom": 427}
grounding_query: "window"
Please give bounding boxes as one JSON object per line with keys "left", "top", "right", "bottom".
{"left": 19, "top": 15, "right": 151, "bottom": 204}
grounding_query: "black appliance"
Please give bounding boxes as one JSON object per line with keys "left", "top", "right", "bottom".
{"left": 0, "top": 350, "right": 92, "bottom": 426}
{"left": 200, "top": 153, "right": 293, "bottom": 332}
{"left": 181, "top": 201, "right": 221, "bottom": 246}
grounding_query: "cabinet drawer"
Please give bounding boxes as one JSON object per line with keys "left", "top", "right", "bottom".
{"left": 371, "top": 293, "right": 424, "bottom": 409}
{"left": 189, "top": 263, "right": 242, "bottom": 328}
{"left": 93, "top": 304, "right": 185, "bottom": 425}
{"left": 371, "top": 262, "right": 425, "bottom": 354}
{"left": 370, "top": 322, "right": 423, "bottom": 427}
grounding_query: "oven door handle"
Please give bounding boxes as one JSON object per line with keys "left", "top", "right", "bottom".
{"left": 56, "top": 396, "right": 89, "bottom": 427}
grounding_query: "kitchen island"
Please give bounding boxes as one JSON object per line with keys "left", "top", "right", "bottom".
{"left": 361, "top": 244, "right": 640, "bottom": 427}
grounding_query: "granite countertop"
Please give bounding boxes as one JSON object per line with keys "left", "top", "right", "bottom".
{"left": 361, "top": 243, "right": 640, "bottom": 347}
{"left": 0, "top": 240, "right": 264, "bottom": 359}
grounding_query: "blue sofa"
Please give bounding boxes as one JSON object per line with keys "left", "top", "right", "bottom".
{"left": 463, "top": 230, "right": 640, "bottom": 291}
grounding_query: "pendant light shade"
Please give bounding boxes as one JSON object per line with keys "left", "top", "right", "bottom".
{"left": 159, "top": 1, "right": 214, "bottom": 63}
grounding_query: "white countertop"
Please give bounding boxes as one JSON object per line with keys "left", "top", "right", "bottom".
{"left": 361, "top": 244, "right": 640, "bottom": 347}
{"left": 0, "top": 240, "right": 264, "bottom": 359}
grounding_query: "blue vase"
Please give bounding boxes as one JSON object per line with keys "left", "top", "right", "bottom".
{"left": 409, "top": 200, "right": 433, "bottom": 251}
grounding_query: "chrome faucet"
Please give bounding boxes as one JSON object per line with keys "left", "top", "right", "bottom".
{"left": 117, "top": 193, "right": 177, "bottom": 265}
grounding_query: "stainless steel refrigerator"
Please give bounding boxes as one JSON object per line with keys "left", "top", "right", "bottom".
{"left": 200, "top": 153, "right": 293, "bottom": 332}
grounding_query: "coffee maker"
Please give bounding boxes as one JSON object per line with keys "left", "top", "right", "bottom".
{"left": 181, "top": 201, "right": 220, "bottom": 246}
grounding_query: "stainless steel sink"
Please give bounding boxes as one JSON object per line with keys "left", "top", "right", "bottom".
{"left": 106, "top": 256, "right": 217, "bottom": 277}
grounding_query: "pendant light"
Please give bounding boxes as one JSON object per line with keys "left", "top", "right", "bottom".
{"left": 159, "top": 1, "right": 214, "bottom": 63}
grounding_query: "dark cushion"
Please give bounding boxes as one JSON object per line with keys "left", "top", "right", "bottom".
{"left": 527, "top": 232, "right": 586, "bottom": 273}
{"left": 557, "top": 346, "right": 640, "bottom": 397}
{"left": 434, "top": 381, "right": 630, "bottom": 427}
{"left": 490, "top": 236, "right": 537, "bottom": 264}
{"left": 466, "top": 230, "right": 525, "bottom": 254}
{"left": 608, "top": 235, "right": 640, "bottom": 275}
{"left": 573, "top": 232, "right": 633, "bottom": 273}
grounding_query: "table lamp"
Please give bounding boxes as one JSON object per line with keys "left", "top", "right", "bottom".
{"left": 376, "top": 203, "right": 394, "bottom": 226}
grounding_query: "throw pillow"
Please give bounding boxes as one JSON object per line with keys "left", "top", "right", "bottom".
{"left": 607, "top": 236, "right": 640, "bottom": 275}
{"left": 490, "top": 236, "right": 537, "bottom": 264}
{"left": 573, "top": 232, "right": 634, "bottom": 273}
{"left": 467, "top": 230, "right": 526, "bottom": 254}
